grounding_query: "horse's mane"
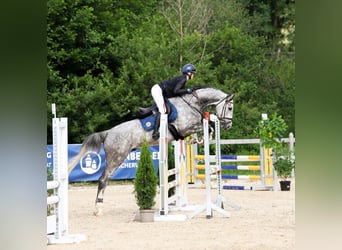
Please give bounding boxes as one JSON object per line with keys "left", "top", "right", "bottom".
{"left": 191, "top": 84, "right": 211, "bottom": 91}
{"left": 191, "top": 85, "right": 233, "bottom": 96}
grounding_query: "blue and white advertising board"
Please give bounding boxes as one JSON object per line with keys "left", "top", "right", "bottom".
{"left": 47, "top": 144, "right": 160, "bottom": 182}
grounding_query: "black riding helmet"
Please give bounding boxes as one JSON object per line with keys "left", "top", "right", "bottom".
{"left": 182, "top": 64, "right": 196, "bottom": 75}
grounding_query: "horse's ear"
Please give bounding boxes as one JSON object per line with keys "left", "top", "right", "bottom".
{"left": 227, "top": 93, "right": 235, "bottom": 101}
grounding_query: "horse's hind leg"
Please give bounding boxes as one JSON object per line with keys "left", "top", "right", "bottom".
{"left": 94, "top": 164, "right": 115, "bottom": 216}
{"left": 94, "top": 174, "right": 108, "bottom": 216}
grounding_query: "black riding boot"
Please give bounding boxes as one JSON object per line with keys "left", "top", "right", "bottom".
{"left": 152, "top": 112, "right": 161, "bottom": 140}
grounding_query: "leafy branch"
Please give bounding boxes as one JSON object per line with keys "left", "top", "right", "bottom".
{"left": 254, "top": 112, "right": 295, "bottom": 179}
{"left": 255, "top": 112, "right": 287, "bottom": 154}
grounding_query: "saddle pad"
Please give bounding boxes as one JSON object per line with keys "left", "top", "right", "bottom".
{"left": 139, "top": 100, "right": 178, "bottom": 131}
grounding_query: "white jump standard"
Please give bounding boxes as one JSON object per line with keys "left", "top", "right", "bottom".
{"left": 47, "top": 104, "right": 86, "bottom": 244}
{"left": 189, "top": 112, "right": 239, "bottom": 219}
{"left": 210, "top": 114, "right": 241, "bottom": 210}
{"left": 155, "top": 113, "right": 187, "bottom": 221}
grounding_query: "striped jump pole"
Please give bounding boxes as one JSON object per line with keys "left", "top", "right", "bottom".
{"left": 221, "top": 165, "right": 260, "bottom": 170}
{"left": 195, "top": 154, "right": 259, "bottom": 161}
{"left": 221, "top": 155, "right": 260, "bottom": 161}
{"left": 221, "top": 175, "right": 261, "bottom": 180}
{"left": 223, "top": 185, "right": 253, "bottom": 190}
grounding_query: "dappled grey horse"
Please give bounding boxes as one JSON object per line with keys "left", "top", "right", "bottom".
{"left": 68, "top": 86, "right": 235, "bottom": 215}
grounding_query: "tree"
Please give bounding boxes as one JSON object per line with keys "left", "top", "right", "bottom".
{"left": 240, "top": 0, "right": 295, "bottom": 52}
{"left": 47, "top": 0, "right": 295, "bottom": 146}
{"left": 160, "top": 0, "right": 213, "bottom": 68}
{"left": 47, "top": 0, "right": 158, "bottom": 143}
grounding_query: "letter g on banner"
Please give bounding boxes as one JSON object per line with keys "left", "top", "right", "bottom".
{"left": 80, "top": 151, "right": 101, "bottom": 175}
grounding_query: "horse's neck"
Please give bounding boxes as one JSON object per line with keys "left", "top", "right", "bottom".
{"left": 197, "top": 89, "right": 224, "bottom": 106}
{"left": 173, "top": 88, "right": 224, "bottom": 112}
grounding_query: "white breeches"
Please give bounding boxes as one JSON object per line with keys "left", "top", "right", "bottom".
{"left": 151, "top": 84, "right": 166, "bottom": 114}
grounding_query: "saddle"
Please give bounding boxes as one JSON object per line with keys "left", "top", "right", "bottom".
{"left": 136, "top": 99, "right": 184, "bottom": 140}
{"left": 136, "top": 97, "right": 176, "bottom": 119}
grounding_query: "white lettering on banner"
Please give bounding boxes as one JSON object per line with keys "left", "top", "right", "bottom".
{"left": 152, "top": 152, "right": 159, "bottom": 160}
{"left": 126, "top": 151, "right": 141, "bottom": 161}
{"left": 119, "top": 162, "right": 138, "bottom": 169}
{"left": 47, "top": 151, "right": 52, "bottom": 168}
{"left": 125, "top": 150, "right": 159, "bottom": 161}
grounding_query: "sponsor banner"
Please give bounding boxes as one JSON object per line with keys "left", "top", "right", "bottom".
{"left": 47, "top": 144, "right": 160, "bottom": 182}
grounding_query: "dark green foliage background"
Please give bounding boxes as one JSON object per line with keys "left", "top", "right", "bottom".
{"left": 47, "top": 0, "right": 295, "bottom": 151}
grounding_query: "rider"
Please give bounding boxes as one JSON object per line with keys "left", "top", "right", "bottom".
{"left": 151, "top": 63, "right": 196, "bottom": 140}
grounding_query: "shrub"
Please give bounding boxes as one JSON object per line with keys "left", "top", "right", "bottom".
{"left": 134, "top": 138, "right": 158, "bottom": 210}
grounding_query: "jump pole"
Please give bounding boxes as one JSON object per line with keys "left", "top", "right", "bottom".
{"left": 47, "top": 104, "right": 86, "bottom": 244}
{"left": 189, "top": 112, "right": 232, "bottom": 219}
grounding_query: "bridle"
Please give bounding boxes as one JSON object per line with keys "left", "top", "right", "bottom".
{"left": 216, "top": 94, "right": 234, "bottom": 123}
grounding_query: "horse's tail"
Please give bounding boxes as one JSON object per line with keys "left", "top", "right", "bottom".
{"left": 68, "top": 130, "right": 108, "bottom": 174}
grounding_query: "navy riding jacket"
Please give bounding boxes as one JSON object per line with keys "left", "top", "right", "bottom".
{"left": 158, "top": 75, "right": 189, "bottom": 98}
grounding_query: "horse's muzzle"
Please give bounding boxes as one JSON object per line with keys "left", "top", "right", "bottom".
{"left": 221, "top": 120, "right": 233, "bottom": 130}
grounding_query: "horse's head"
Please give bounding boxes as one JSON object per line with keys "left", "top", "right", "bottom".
{"left": 215, "top": 93, "right": 235, "bottom": 130}
{"left": 178, "top": 86, "right": 235, "bottom": 130}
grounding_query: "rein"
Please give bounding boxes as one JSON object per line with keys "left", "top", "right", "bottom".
{"left": 180, "top": 94, "right": 202, "bottom": 117}
{"left": 180, "top": 91, "right": 233, "bottom": 121}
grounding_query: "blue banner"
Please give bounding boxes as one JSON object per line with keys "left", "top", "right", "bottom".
{"left": 47, "top": 144, "right": 160, "bottom": 182}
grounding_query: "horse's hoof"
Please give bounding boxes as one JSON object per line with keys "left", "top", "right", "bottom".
{"left": 93, "top": 211, "right": 102, "bottom": 216}
{"left": 94, "top": 202, "right": 103, "bottom": 216}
